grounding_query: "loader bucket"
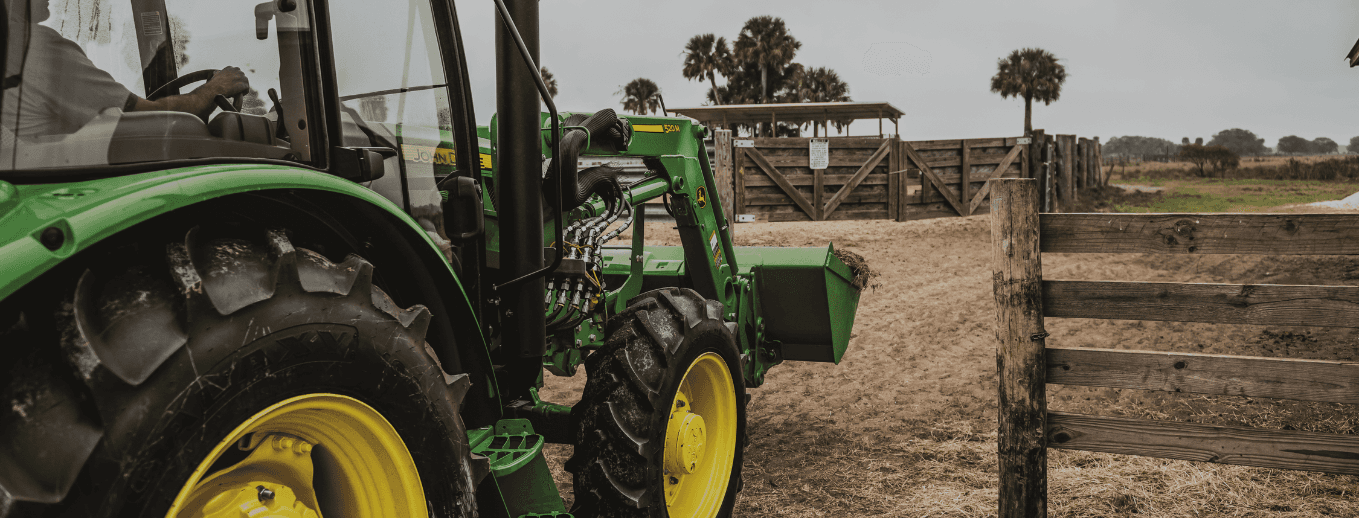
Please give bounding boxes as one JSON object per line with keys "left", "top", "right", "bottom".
{"left": 734, "top": 243, "right": 862, "bottom": 364}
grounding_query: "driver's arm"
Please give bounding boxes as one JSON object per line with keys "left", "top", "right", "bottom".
{"left": 129, "top": 67, "right": 251, "bottom": 120}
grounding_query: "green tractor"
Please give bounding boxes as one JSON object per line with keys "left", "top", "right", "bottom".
{"left": 0, "top": 0, "right": 864, "bottom": 516}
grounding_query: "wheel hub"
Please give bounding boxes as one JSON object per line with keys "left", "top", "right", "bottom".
{"left": 193, "top": 435, "right": 320, "bottom": 518}
{"left": 665, "top": 392, "right": 708, "bottom": 475}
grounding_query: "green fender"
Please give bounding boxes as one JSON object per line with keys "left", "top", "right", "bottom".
{"left": 0, "top": 164, "right": 486, "bottom": 352}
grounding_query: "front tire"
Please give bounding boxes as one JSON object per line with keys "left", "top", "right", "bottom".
{"left": 567, "top": 288, "right": 748, "bottom": 518}
{"left": 0, "top": 227, "right": 479, "bottom": 517}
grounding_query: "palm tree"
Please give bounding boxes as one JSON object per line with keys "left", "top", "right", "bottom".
{"left": 732, "top": 16, "right": 801, "bottom": 104}
{"left": 791, "top": 66, "right": 850, "bottom": 103}
{"left": 990, "top": 48, "right": 1066, "bottom": 135}
{"left": 540, "top": 66, "right": 558, "bottom": 98}
{"left": 682, "top": 33, "right": 733, "bottom": 105}
{"left": 617, "top": 78, "right": 663, "bottom": 115}
{"left": 788, "top": 67, "right": 851, "bottom": 136}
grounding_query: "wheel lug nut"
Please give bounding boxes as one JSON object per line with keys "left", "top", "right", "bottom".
{"left": 257, "top": 485, "right": 275, "bottom": 502}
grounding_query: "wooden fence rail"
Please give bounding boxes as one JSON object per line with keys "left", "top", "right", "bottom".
{"left": 990, "top": 178, "right": 1359, "bottom": 517}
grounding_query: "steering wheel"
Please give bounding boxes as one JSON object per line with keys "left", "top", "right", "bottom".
{"left": 146, "top": 69, "right": 245, "bottom": 111}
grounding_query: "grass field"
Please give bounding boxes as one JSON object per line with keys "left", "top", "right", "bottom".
{"left": 1111, "top": 178, "right": 1359, "bottom": 212}
{"left": 1109, "top": 155, "right": 1343, "bottom": 178}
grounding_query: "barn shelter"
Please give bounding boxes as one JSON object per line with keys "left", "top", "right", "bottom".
{"left": 668, "top": 101, "right": 904, "bottom": 138}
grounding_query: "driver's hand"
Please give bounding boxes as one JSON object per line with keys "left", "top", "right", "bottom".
{"left": 207, "top": 66, "right": 251, "bottom": 97}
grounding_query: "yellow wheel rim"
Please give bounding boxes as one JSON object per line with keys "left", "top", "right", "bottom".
{"left": 165, "top": 394, "right": 427, "bottom": 518}
{"left": 663, "top": 352, "right": 737, "bottom": 518}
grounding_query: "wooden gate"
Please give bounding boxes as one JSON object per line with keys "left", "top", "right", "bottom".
{"left": 729, "top": 136, "right": 1031, "bottom": 222}
{"left": 896, "top": 137, "right": 1027, "bottom": 220}
{"left": 734, "top": 137, "right": 898, "bottom": 222}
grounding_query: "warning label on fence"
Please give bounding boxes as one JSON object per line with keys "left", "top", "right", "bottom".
{"left": 809, "top": 138, "right": 829, "bottom": 169}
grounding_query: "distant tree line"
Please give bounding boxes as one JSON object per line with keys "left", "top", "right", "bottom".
{"left": 1108, "top": 129, "right": 1355, "bottom": 160}
{"left": 1277, "top": 135, "right": 1338, "bottom": 155}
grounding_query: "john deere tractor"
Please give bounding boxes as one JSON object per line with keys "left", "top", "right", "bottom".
{"left": 0, "top": 0, "right": 863, "bottom": 516}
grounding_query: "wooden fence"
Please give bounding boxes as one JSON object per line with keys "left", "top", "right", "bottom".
{"left": 726, "top": 135, "right": 1040, "bottom": 222}
{"left": 1026, "top": 130, "right": 1105, "bottom": 213}
{"left": 897, "top": 137, "right": 1027, "bottom": 220}
{"left": 989, "top": 178, "right": 1359, "bottom": 517}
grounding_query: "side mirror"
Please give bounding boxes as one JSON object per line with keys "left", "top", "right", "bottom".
{"left": 331, "top": 146, "right": 393, "bottom": 182}
{"left": 444, "top": 176, "right": 484, "bottom": 240}
{"left": 254, "top": 0, "right": 296, "bottom": 39}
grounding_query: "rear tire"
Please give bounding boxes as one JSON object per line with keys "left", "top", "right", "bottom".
{"left": 0, "top": 227, "right": 480, "bottom": 517}
{"left": 567, "top": 288, "right": 748, "bottom": 518}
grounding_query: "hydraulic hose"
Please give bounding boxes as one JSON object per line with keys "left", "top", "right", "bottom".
{"left": 547, "top": 110, "right": 631, "bottom": 209}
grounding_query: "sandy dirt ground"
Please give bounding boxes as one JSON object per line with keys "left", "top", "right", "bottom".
{"left": 538, "top": 216, "right": 1359, "bottom": 517}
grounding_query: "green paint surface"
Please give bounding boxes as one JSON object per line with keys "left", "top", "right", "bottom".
{"left": 0, "top": 165, "right": 457, "bottom": 302}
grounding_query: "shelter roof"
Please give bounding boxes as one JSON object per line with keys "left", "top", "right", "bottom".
{"left": 667, "top": 102, "right": 903, "bottom": 125}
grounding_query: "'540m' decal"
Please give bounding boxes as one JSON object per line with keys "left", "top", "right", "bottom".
{"left": 632, "top": 124, "right": 681, "bottom": 134}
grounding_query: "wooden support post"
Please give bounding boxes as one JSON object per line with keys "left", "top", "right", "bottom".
{"left": 714, "top": 129, "right": 736, "bottom": 235}
{"left": 1061, "top": 135, "right": 1075, "bottom": 209}
{"left": 991, "top": 178, "right": 1048, "bottom": 518}
{"left": 1087, "top": 138, "right": 1096, "bottom": 187}
{"left": 1083, "top": 137, "right": 1093, "bottom": 189}
{"left": 1095, "top": 137, "right": 1104, "bottom": 186}
{"left": 893, "top": 117, "right": 899, "bottom": 138}
{"left": 878, "top": 110, "right": 883, "bottom": 138}
{"left": 888, "top": 135, "right": 901, "bottom": 220}
{"left": 1046, "top": 135, "right": 1059, "bottom": 213}
{"left": 1030, "top": 130, "right": 1046, "bottom": 208}
{"left": 961, "top": 139, "right": 972, "bottom": 215}
{"left": 771, "top": 111, "right": 776, "bottom": 137}
{"left": 1076, "top": 138, "right": 1087, "bottom": 191}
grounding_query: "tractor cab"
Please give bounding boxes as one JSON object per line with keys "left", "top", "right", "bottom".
{"left": 0, "top": 0, "right": 479, "bottom": 257}
{"left": 0, "top": 0, "right": 470, "bottom": 198}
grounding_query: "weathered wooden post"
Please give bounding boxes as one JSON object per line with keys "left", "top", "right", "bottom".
{"left": 1029, "top": 130, "right": 1046, "bottom": 210}
{"left": 961, "top": 139, "right": 972, "bottom": 216}
{"left": 1094, "top": 137, "right": 1104, "bottom": 186}
{"left": 991, "top": 178, "right": 1048, "bottom": 518}
{"left": 714, "top": 129, "right": 736, "bottom": 236}
{"left": 1060, "top": 135, "right": 1075, "bottom": 208}
{"left": 889, "top": 135, "right": 901, "bottom": 220}
{"left": 1075, "top": 138, "right": 1087, "bottom": 191}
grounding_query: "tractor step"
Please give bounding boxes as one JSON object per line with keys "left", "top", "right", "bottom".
{"left": 468, "top": 419, "right": 568, "bottom": 517}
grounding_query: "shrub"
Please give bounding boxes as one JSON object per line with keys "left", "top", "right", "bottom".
{"left": 1178, "top": 144, "right": 1238, "bottom": 177}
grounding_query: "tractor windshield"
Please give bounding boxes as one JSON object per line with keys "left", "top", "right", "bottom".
{"left": 0, "top": 0, "right": 309, "bottom": 171}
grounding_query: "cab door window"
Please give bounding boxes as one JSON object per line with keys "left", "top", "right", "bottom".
{"left": 327, "top": 0, "right": 457, "bottom": 248}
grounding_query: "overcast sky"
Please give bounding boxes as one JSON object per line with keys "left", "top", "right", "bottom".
{"left": 456, "top": 0, "right": 1359, "bottom": 148}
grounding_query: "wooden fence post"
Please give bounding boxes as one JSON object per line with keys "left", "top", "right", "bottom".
{"left": 1030, "top": 130, "right": 1046, "bottom": 211}
{"left": 1083, "top": 137, "right": 1093, "bottom": 188}
{"left": 1075, "top": 138, "right": 1086, "bottom": 191}
{"left": 715, "top": 129, "right": 736, "bottom": 235}
{"left": 961, "top": 139, "right": 972, "bottom": 216}
{"left": 991, "top": 178, "right": 1049, "bottom": 518}
{"left": 1094, "top": 137, "right": 1104, "bottom": 186}
{"left": 1061, "top": 135, "right": 1075, "bottom": 209}
{"left": 889, "top": 135, "right": 901, "bottom": 220}
{"left": 1049, "top": 133, "right": 1060, "bottom": 213}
